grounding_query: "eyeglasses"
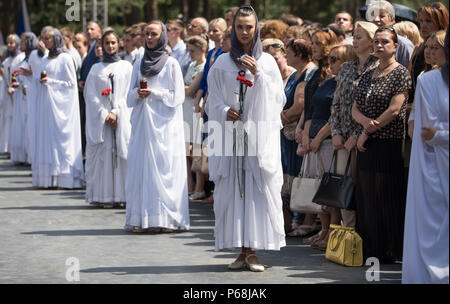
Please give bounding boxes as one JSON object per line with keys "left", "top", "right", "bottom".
{"left": 188, "top": 23, "right": 199, "bottom": 29}
{"left": 328, "top": 56, "right": 340, "bottom": 63}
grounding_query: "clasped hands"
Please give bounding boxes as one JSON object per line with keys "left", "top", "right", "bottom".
{"left": 356, "top": 118, "right": 381, "bottom": 152}
{"left": 138, "top": 88, "right": 151, "bottom": 99}
{"left": 105, "top": 113, "right": 118, "bottom": 129}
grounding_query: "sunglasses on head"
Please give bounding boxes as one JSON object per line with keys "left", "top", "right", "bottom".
{"left": 264, "top": 43, "right": 285, "bottom": 52}
{"left": 378, "top": 25, "right": 396, "bottom": 33}
{"left": 426, "top": 2, "right": 441, "bottom": 9}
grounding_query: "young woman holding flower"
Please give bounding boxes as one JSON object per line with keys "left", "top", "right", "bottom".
{"left": 124, "top": 21, "right": 190, "bottom": 233}
{"left": 206, "top": 5, "right": 286, "bottom": 272}
{"left": 1, "top": 34, "right": 24, "bottom": 155}
{"left": 83, "top": 30, "right": 133, "bottom": 208}
{"left": 33, "top": 27, "right": 84, "bottom": 189}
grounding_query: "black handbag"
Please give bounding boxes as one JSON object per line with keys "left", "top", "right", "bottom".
{"left": 312, "top": 150, "right": 355, "bottom": 210}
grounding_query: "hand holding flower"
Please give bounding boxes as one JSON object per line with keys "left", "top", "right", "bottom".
{"left": 138, "top": 88, "right": 151, "bottom": 99}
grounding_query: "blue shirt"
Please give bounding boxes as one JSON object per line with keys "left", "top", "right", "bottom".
{"left": 198, "top": 47, "right": 223, "bottom": 96}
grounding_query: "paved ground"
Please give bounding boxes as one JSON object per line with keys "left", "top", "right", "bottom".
{"left": 0, "top": 154, "right": 402, "bottom": 284}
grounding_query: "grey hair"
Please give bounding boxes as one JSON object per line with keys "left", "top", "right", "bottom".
{"left": 366, "top": 0, "right": 396, "bottom": 21}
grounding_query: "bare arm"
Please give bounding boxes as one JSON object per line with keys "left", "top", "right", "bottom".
{"left": 372, "top": 92, "right": 408, "bottom": 131}
{"left": 283, "top": 82, "right": 306, "bottom": 123}
{"left": 185, "top": 71, "right": 203, "bottom": 98}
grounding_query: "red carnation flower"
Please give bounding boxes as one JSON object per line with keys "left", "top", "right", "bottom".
{"left": 101, "top": 88, "right": 112, "bottom": 96}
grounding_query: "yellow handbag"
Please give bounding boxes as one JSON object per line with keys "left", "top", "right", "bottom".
{"left": 325, "top": 224, "right": 363, "bottom": 267}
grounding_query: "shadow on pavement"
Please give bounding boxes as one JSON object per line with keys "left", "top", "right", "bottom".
{"left": 80, "top": 264, "right": 229, "bottom": 275}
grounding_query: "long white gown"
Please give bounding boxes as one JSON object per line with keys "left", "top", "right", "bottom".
{"left": 0, "top": 66, "right": 8, "bottom": 153}
{"left": 27, "top": 49, "right": 48, "bottom": 167}
{"left": 32, "top": 52, "right": 84, "bottom": 189}
{"left": 206, "top": 52, "right": 287, "bottom": 251}
{"left": 10, "top": 58, "right": 31, "bottom": 164}
{"left": 402, "top": 70, "right": 449, "bottom": 284}
{"left": 125, "top": 56, "right": 190, "bottom": 230}
{"left": 84, "top": 60, "right": 132, "bottom": 204}
{"left": 1, "top": 52, "right": 25, "bottom": 154}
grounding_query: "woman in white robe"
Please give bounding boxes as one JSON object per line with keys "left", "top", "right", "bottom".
{"left": 1, "top": 34, "right": 25, "bottom": 155}
{"left": 84, "top": 30, "right": 132, "bottom": 208}
{"left": 32, "top": 27, "right": 84, "bottom": 189}
{"left": 0, "top": 62, "right": 8, "bottom": 153}
{"left": 125, "top": 21, "right": 190, "bottom": 232}
{"left": 10, "top": 32, "right": 38, "bottom": 164}
{"left": 402, "top": 28, "right": 449, "bottom": 284}
{"left": 23, "top": 29, "right": 49, "bottom": 168}
{"left": 206, "top": 5, "right": 286, "bottom": 272}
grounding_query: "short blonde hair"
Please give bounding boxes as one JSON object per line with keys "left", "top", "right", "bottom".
{"left": 430, "top": 30, "right": 446, "bottom": 48}
{"left": 393, "top": 21, "right": 422, "bottom": 47}
{"left": 330, "top": 44, "right": 357, "bottom": 63}
{"left": 354, "top": 21, "right": 378, "bottom": 40}
{"left": 209, "top": 18, "right": 227, "bottom": 33}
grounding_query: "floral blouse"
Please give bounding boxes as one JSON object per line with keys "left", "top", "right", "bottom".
{"left": 329, "top": 55, "right": 379, "bottom": 139}
{"left": 354, "top": 65, "right": 412, "bottom": 140}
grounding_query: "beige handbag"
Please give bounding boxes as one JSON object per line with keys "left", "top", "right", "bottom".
{"left": 325, "top": 224, "right": 363, "bottom": 267}
{"left": 290, "top": 153, "right": 324, "bottom": 214}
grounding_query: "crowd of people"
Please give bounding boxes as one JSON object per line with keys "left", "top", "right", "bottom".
{"left": 0, "top": 1, "right": 448, "bottom": 283}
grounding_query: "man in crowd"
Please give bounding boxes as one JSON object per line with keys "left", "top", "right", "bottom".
{"left": 79, "top": 21, "right": 102, "bottom": 160}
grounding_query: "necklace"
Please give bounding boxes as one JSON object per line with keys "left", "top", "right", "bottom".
{"left": 375, "top": 60, "right": 395, "bottom": 78}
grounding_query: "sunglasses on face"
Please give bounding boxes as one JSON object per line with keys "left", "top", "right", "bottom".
{"left": 328, "top": 56, "right": 340, "bottom": 63}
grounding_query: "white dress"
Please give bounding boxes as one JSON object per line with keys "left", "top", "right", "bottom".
{"left": 84, "top": 60, "right": 133, "bottom": 204}
{"left": 32, "top": 52, "right": 84, "bottom": 189}
{"left": 10, "top": 57, "right": 31, "bottom": 163}
{"left": 206, "top": 53, "right": 287, "bottom": 251}
{"left": 0, "top": 64, "right": 9, "bottom": 153}
{"left": 125, "top": 56, "right": 190, "bottom": 230}
{"left": 27, "top": 49, "right": 48, "bottom": 167}
{"left": 0, "top": 53, "right": 25, "bottom": 153}
{"left": 402, "top": 70, "right": 449, "bottom": 284}
{"left": 183, "top": 60, "right": 205, "bottom": 143}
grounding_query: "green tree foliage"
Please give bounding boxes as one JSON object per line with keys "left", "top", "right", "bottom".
{"left": 0, "top": 0, "right": 448, "bottom": 37}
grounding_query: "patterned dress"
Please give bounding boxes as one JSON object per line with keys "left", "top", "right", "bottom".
{"left": 353, "top": 64, "right": 412, "bottom": 262}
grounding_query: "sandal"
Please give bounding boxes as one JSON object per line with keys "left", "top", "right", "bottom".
{"left": 303, "top": 229, "right": 323, "bottom": 245}
{"left": 288, "top": 223, "right": 320, "bottom": 237}
{"left": 311, "top": 239, "right": 328, "bottom": 251}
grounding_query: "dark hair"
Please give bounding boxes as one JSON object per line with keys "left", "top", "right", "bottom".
{"left": 375, "top": 25, "right": 398, "bottom": 43}
{"left": 287, "top": 38, "right": 312, "bottom": 61}
{"left": 328, "top": 24, "right": 345, "bottom": 39}
{"left": 102, "top": 30, "right": 120, "bottom": 47}
{"left": 235, "top": 5, "right": 256, "bottom": 18}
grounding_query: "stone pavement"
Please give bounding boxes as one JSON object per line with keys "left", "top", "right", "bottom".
{"left": 0, "top": 155, "right": 402, "bottom": 284}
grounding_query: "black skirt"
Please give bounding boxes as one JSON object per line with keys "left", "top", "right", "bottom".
{"left": 355, "top": 138, "right": 406, "bottom": 263}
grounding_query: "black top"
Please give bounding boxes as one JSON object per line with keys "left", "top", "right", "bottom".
{"left": 306, "top": 77, "right": 337, "bottom": 139}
